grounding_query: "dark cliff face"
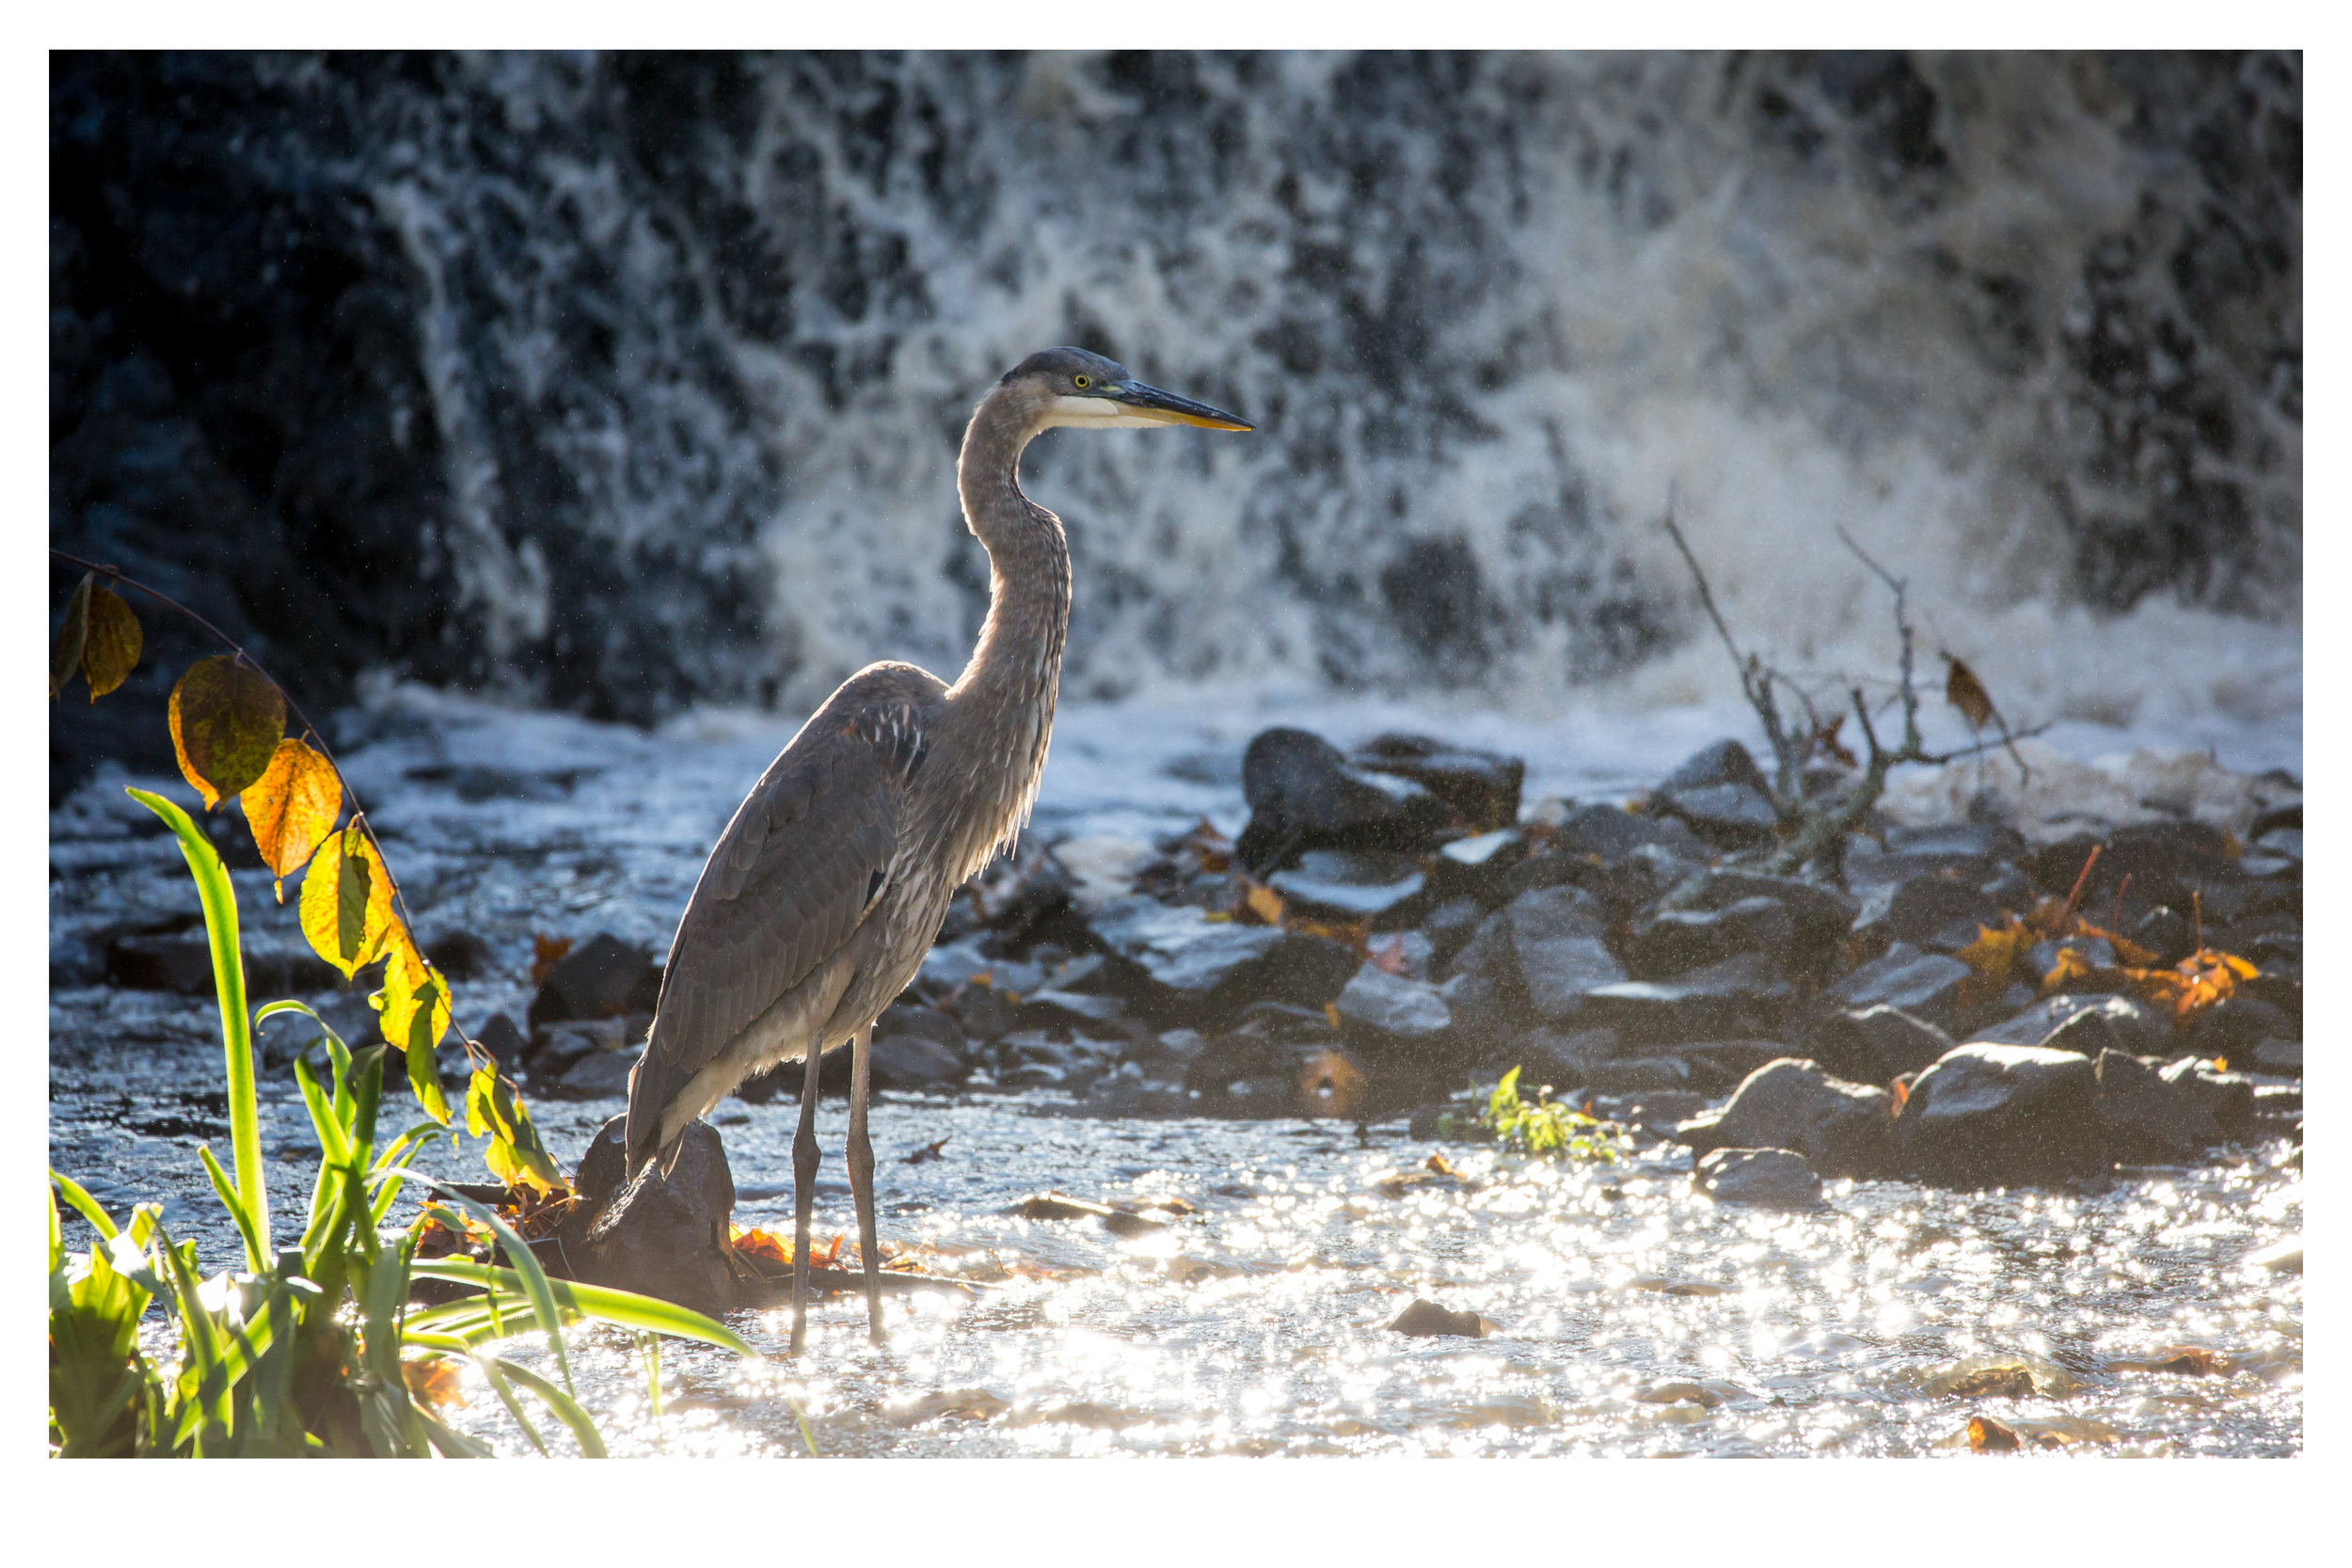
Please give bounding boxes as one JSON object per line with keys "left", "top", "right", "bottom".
{"left": 49, "top": 52, "right": 2300, "bottom": 793}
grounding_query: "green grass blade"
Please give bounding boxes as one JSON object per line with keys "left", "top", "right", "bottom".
{"left": 49, "top": 1169, "right": 119, "bottom": 1242}
{"left": 409, "top": 1259, "right": 760, "bottom": 1359}
{"left": 487, "top": 1358, "right": 609, "bottom": 1458}
{"left": 128, "top": 787, "right": 268, "bottom": 1252}
{"left": 197, "top": 1144, "right": 269, "bottom": 1275}
{"left": 382, "top": 1172, "right": 579, "bottom": 1396}
{"left": 472, "top": 1354, "right": 552, "bottom": 1455}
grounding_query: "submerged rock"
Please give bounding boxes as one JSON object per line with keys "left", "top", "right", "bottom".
{"left": 1387, "top": 1298, "right": 1493, "bottom": 1338}
{"left": 1893, "top": 1043, "right": 2104, "bottom": 1187}
{"left": 1693, "top": 1147, "right": 1824, "bottom": 1208}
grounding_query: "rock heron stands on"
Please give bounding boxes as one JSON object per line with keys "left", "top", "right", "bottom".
{"left": 625, "top": 348, "right": 1252, "bottom": 1351}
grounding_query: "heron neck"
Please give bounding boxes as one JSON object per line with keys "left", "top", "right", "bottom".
{"left": 949, "top": 391, "right": 1071, "bottom": 723}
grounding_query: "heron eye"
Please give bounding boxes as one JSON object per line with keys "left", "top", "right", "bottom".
{"left": 1073, "top": 374, "right": 1090, "bottom": 389}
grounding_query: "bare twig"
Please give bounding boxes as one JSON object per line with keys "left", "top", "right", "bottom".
{"left": 1661, "top": 504, "right": 1806, "bottom": 816}
{"left": 50, "top": 547, "right": 479, "bottom": 1064}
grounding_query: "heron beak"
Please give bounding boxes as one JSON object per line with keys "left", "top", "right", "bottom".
{"left": 1105, "top": 380, "right": 1254, "bottom": 431}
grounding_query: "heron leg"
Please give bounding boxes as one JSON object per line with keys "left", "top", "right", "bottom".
{"left": 789, "top": 1037, "right": 825, "bottom": 1356}
{"left": 846, "top": 1024, "right": 885, "bottom": 1345}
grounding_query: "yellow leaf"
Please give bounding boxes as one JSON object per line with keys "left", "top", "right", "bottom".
{"left": 168, "top": 656, "right": 285, "bottom": 809}
{"left": 240, "top": 737, "right": 342, "bottom": 900}
{"left": 1243, "top": 881, "right": 1284, "bottom": 926}
{"left": 52, "top": 574, "right": 91, "bottom": 699}
{"left": 299, "top": 823, "right": 394, "bottom": 979}
{"left": 80, "top": 583, "right": 143, "bottom": 700}
{"left": 374, "top": 929, "right": 453, "bottom": 1124}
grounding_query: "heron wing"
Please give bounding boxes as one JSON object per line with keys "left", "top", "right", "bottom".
{"left": 647, "top": 714, "right": 906, "bottom": 1083}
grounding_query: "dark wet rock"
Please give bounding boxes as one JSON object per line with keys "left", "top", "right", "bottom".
{"left": 1268, "top": 848, "right": 1427, "bottom": 922}
{"left": 1824, "top": 942, "right": 1973, "bottom": 1029}
{"left": 552, "top": 1116, "right": 736, "bottom": 1318}
{"left": 1975, "top": 992, "right": 2170, "bottom": 1056}
{"left": 960, "top": 834, "right": 1076, "bottom": 943}
{"left": 1334, "top": 962, "right": 1452, "bottom": 1040}
{"left": 1885, "top": 822, "right": 2029, "bottom": 862}
{"left": 1624, "top": 895, "right": 1794, "bottom": 980}
{"left": 2251, "top": 1037, "right": 2301, "bottom": 1074}
{"left": 1387, "top": 1298, "right": 1492, "bottom": 1338}
{"left": 1677, "top": 1057, "right": 1894, "bottom": 1179}
{"left": 1663, "top": 737, "right": 1771, "bottom": 795}
{"left": 1539, "top": 803, "right": 1712, "bottom": 868}
{"left": 1364, "top": 928, "right": 1435, "bottom": 983}
{"left": 938, "top": 976, "right": 1023, "bottom": 1042}
{"left": 1509, "top": 1026, "right": 1621, "bottom": 1088}
{"left": 1693, "top": 1147, "right": 1823, "bottom": 1208}
{"left": 1808, "top": 1005, "right": 1954, "bottom": 1084}
{"left": 1682, "top": 870, "right": 1858, "bottom": 973}
{"left": 1583, "top": 1056, "right": 1692, "bottom": 1093}
{"left": 416, "top": 927, "right": 495, "bottom": 982}
{"left": 529, "top": 932, "right": 661, "bottom": 1028}
{"left": 1235, "top": 727, "right": 1447, "bottom": 873}
{"left": 1429, "top": 827, "right": 1527, "bottom": 901}
{"left": 2158, "top": 1056, "right": 2256, "bottom": 1140}
{"left": 1580, "top": 952, "right": 1793, "bottom": 1047}
{"left": 1871, "top": 876, "right": 2006, "bottom": 952}
{"left": 1504, "top": 886, "right": 1624, "bottom": 1022}
{"left": 107, "top": 927, "right": 341, "bottom": 997}
{"left": 871, "top": 1005, "right": 974, "bottom": 1091}
{"left": 1348, "top": 733, "right": 1524, "bottom": 832}
{"left": 1657, "top": 781, "right": 1780, "bottom": 847}
{"left": 1893, "top": 1043, "right": 2104, "bottom": 1187}
{"left": 1420, "top": 896, "right": 1489, "bottom": 963}
{"left": 1682, "top": 1040, "right": 1791, "bottom": 1092}
{"left": 2252, "top": 826, "right": 2301, "bottom": 861}
{"left": 2093, "top": 1049, "right": 2226, "bottom": 1161}
{"left": 2128, "top": 905, "right": 2198, "bottom": 967}
{"left": 2028, "top": 933, "right": 2119, "bottom": 983}
{"left": 1087, "top": 895, "right": 1359, "bottom": 1022}
{"left": 2185, "top": 996, "right": 2290, "bottom": 1061}
{"left": 555, "top": 1047, "right": 638, "bottom": 1099}
{"left": 2026, "top": 820, "right": 2251, "bottom": 926}
{"left": 471, "top": 1010, "right": 529, "bottom": 1068}
{"left": 528, "top": 1022, "right": 605, "bottom": 1088}
{"left": 1016, "top": 989, "right": 1128, "bottom": 1036}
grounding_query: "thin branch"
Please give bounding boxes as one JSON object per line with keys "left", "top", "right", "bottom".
{"left": 49, "top": 547, "right": 473, "bottom": 1058}
{"left": 1661, "top": 506, "right": 1804, "bottom": 815}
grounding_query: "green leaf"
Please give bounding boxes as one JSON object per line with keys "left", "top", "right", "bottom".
{"left": 167, "top": 655, "right": 285, "bottom": 809}
{"left": 49, "top": 1169, "right": 119, "bottom": 1242}
{"left": 487, "top": 1356, "right": 609, "bottom": 1458}
{"left": 198, "top": 1143, "right": 269, "bottom": 1275}
{"left": 386, "top": 1174, "right": 580, "bottom": 1396}
{"left": 408, "top": 1258, "right": 762, "bottom": 1360}
{"left": 52, "top": 572, "right": 92, "bottom": 699}
{"left": 127, "top": 787, "right": 268, "bottom": 1256}
{"left": 81, "top": 582, "right": 143, "bottom": 700}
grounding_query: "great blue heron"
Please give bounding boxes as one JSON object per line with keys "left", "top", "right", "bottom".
{"left": 625, "top": 347, "right": 1252, "bottom": 1351}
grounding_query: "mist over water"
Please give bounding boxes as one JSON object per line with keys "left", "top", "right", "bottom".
{"left": 51, "top": 53, "right": 2299, "bottom": 758}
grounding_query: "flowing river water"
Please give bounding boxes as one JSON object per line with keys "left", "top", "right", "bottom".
{"left": 46, "top": 687, "right": 2302, "bottom": 1458}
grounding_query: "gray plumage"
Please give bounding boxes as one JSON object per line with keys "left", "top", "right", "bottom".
{"left": 623, "top": 346, "right": 1250, "bottom": 1348}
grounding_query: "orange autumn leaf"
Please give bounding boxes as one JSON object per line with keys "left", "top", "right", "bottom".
{"left": 402, "top": 1355, "right": 467, "bottom": 1413}
{"left": 529, "top": 933, "right": 574, "bottom": 986}
{"left": 731, "top": 1225, "right": 793, "bottom": 1267}
{"left": 1242, "top": 880, "right": 1284, "bottom": 926}
{"left": 1967, "top": 1415, "right": 2021, "bottom": 1452}
{"left": 240, "top": 736, "right": 342, "bottom": 899}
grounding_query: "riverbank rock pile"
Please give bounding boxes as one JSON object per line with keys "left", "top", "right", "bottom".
{"left": 468, "top": 723, "right": 2297, "bottom": 1200}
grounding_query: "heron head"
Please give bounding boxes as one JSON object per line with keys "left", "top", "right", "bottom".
{"left": 1002, "top": 346, "right": 1253, "bottom": 433}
